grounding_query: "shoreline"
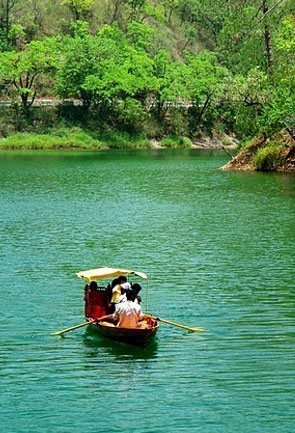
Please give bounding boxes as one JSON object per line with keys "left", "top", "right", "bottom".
{"left": 0, "top": 130, "right": 238, "bottom": 152}
{"left": 221, "top": 130, "right": 295, "bottom": 173}
{"left": 1, "top": 130, "right": 293, "bottom": 173}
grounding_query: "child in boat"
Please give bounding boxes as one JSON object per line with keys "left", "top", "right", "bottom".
{"left": 107, "top": 276, "right": 129, "bottom": 312}
{"left": 111, "top": 276, "right": 131, "bottom": 302}
{"left": 113, "top": 290, "right": 144, "bottom": 328}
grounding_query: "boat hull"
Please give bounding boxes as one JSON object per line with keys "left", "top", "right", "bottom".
{"left": 89, "top": 316, "right": 159, "bottom": 347}
{"left": 83, "top": 284, "right": 158, "bottom": 346}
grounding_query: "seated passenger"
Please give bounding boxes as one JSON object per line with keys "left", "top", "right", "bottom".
{"left": 131, "top": 283, "right": 142, "bottom": 304}
{"left": 111, "top": 278, "right": 119, "bottom": 289}
{"left": 105, "top": 283, "right": 112, "bottom": 305}
{"left": 113, "top": 290, "right": 144, "bottom": 328}
{"left": 117, "top": 275, "right": 132, "bottom": 291}
{"left": 108, "top": 276, "right": 128, "bottom": 312}
{"left": 89, "top": 281, "right": 98, "bottom": 291}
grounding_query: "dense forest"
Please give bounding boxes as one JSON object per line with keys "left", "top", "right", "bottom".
{"left": 0, "top": 1, "right": 294, "bottom": 169}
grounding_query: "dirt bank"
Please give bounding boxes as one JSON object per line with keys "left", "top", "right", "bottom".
{"left": 221, "top": 130, "right": 295, "bottom": 173}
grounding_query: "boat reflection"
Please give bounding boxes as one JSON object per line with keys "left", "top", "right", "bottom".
{"left": 82, "top": 326, "right": 159, "bottom": 360}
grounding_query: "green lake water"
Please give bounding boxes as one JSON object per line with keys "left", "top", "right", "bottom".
{"left": 0, "top": 149, "right": 294, "bottom": 433}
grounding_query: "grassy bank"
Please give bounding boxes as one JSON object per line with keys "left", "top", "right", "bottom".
{"left": 222, "top": 130, "right": 295, "bottom": 172}
{"left": 0, "top": 128, "right": 152, "bottom": 150}
{"left": 0, "top": 127, "right": 199, "bottom": 150}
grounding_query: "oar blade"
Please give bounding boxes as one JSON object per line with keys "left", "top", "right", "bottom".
{"left": 50, "top": 320, "right": 94, "bottom": 336}
{"left": 146, "top": 314, "right": 206, "bottom": 333}
{"left": 50, "top": 330, "right": 65, "bottom": 336}
{"left": 189, "top": 327, "right": 206, "bottom": 333}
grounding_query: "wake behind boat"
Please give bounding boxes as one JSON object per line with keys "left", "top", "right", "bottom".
{"left": 77, "top": 267, "right": 159, "bottom": 347}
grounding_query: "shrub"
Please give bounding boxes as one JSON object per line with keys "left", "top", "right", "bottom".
{"left": 253, "top": 142, "right": 284, "bottom": 171}
{"left": 179, "top": 136, "right": 193, "bottom": 147}
{"left": 98, "top": 130, "right": 148, "bottom": 148}
{"left": 161, "top": 135, "right": 192, "bottom": 148}
{"left": 0, "top": 129, "right": 103, "bottom": 149}
{"left": 222, "top": 136, "right": 233, "bottom": 146}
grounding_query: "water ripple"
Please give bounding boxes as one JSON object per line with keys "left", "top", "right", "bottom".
{"left": 0, "top": 150, "right": 294, "bottom": 433}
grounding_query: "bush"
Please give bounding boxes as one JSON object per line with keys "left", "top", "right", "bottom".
{"left": 253, "top": 142, "right": 284, "bottom": 171}
{"left": 161, "top": 135, "right": 192, "bottom": 148}
{"left": 0, "top": 129, "right": 103, "bottom": 150}
{"left": 98, "top": 130, "right": 148, "bottom": 148}
{"left": 179, "top": 136, "right": 193, "bottom": 147}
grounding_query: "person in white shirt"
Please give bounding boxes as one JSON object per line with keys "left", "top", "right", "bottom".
{"left": 113, "top": 290, "right": 144, "bottom": 328}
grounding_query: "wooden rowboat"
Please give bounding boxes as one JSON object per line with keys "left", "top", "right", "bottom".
{"left": 77, "top": 267, "right": 159, "bottom": 346}
{"left": 51, "top": 267, "right": 204, "bottom": 339}
{"left": 89, "top": 315, "right": 159, "bottom": 347}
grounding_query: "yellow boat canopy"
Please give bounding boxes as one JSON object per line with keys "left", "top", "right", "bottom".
{"left": 76, "top": 267, "right": 148, "bottom": 282}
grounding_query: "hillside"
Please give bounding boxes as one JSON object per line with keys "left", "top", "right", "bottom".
{"left": 0, "top": 1, "right": 294, "bottom": 170}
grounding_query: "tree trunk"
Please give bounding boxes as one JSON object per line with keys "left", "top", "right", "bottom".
{"left": 262, "top": 0, "right": 273, "bottom": 73}
{"left": 195, "top": 93, "right": 212, "bottom": 127}
{"left": 112, "top": 0, "right": 123, "bottom": 22}
{"left": 2, "top": 0, "right": 17, "bottom": 37}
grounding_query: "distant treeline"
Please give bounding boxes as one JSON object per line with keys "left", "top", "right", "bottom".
{"left": 0, "top": 1, "right": 294, "bottom": 144}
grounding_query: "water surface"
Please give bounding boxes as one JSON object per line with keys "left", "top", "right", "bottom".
{"left": 0, "top": 149, "right": 294, "bottom": 433}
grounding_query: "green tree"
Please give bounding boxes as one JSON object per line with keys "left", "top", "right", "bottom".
{"left": 217, "top": 4, "right": 265, "bottom": 73}
{"left": 148, "top": 49, "right": 228, "bottom": 135}
{"left": 0, "top": 0, "right": 19, "bottom": 50}
{"left": 0, "top": 37, "right": 57, "bottom": 108}
{"left": 55, "top": 21, "right": 101, "bottom": 108}
{"left": 56, "top": 21, "right": 155, "bottom": 127}
{"left": 223, "top": 68, "right": 271, "bottom": 137}
{"left": 149, "top": 50, "right": 183, "bottom": 123}
{"left": 184, "top": 51, "right": 228, "bottom": 134}
{"left": 110, "top": 0, "right": 141, "bottom": 22}
{"left": 216, "top": 0, "right": 293, "bottom": 74}
{"left": 221, "top": 11, "right": 295, "bottom": 138}
{"left": 82, "top": 24, "right": 155, "bottom": 114}
{"left": 126, "top": 20, "right": 154, "bottom": 51}
{"left": 261, "top": 14, "right": 295, "bottom": 134}
{"left": 178, "top": 0, "right": 234, "bottom": 47}
{"left": 159, "top": 0, "right": 179, "bottom": 23}
{"left": 61, "top": 0, "right": 95, "bottom": 21}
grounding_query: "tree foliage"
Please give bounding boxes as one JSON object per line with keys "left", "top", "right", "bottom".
{"left": 61, "top": 0, "right": 95, "bottom": 21}
{"left": 0, "top": 37, "right": 57, "bottom": 108}
{"left": 0, "top": 0, "right": 293, "bottom": 140}
{"left": 261, "top": 15, "right": 295, "bottom": 133}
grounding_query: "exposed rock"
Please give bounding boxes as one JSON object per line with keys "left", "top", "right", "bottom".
{"left": 149, "top": 139, "right": 164, "bottom": 149}
{"left": 192, "top": 135, "right": 238, "bottom": 150}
